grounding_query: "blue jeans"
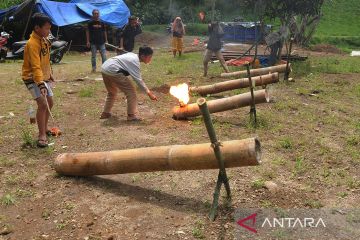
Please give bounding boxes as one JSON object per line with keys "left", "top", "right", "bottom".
{"left": 91, "top": 43, "right": 107, "bottom": 70}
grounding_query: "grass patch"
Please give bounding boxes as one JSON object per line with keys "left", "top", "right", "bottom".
{"left": 251, "top": 179, "right": 265, "bottom": 189}
{"left": 293, "top": 156, "right": 306, "bottom": 176}
{"left": 346, "top": 177, "right": 360, "bottom": 189}
{"left": 5, "top": 175, "right": 20, "bottom": 186}
{"left": 260, "top": 200, "right": 274, "bottom": 208}
{"left": 310, "top": 56, "right": 360, "bottom": 74}
{"left": 304, "top": 199, "right": 323, "bottom": 209}
{"left": 0, "top": 156, "right": 16, "bottom": 167}
{"left": 20, "top": 123, "right": 36, "bottom": 148}
{"left": 292, "top": 60, "right": 312, "bottom": 78}
{"left": 279, "top": 138, "right": 293, "bottom": 150}
{"left": 192, "top": 219, "right": 205, "bottom": 239}
{"left": 272, "top": 157, "right": 287, "bottom": 166}
{"left": 337, "top": 192, "right": 348, "bottom": 198}
{"left": 15, "top": 188, "right": 34, "bottom": 198}
{"left": 1, "top": 194, "right": 16, "bottom": 206}
{"left": 347, "top": 135, "right": 360, "bottom": 146}
{"left": 79, "top": 87, "right": 95, "bottom": 98}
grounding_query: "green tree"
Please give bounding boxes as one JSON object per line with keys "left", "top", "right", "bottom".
{"left": 0, "top": 0, "right": 24, "bottom": 9}
{"left": 242, "top": 0, "right": 326, "bottom": 46}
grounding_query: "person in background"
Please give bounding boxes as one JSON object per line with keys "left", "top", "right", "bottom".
{"left": 86, "top": 9, "right": 107, "bottom": 73}
{"left": 171, "top": 17, "right": 185, "bottom": 57}
{"left": 119, "top": 16, "right": 142, "bottom": 52}
{"left": 203, "top": 21, "right": 229, "bottom": 77}
{"left": 22, "top": 13, "right": 54, "bottom": 148}
{"left": 100, "top": 46, "right": 158, "bottom": 121}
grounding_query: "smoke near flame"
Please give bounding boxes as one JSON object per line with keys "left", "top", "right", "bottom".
{"left": 170, "top": 83, "right": 190, "bottom": 105}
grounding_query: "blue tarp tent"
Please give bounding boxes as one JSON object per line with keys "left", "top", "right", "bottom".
{"left": 69, "top": 0, "right": 130, "bottom": 28}
{"left": 36, "top": 0, "right": 89, "bottom": 27}
{"left": 1, "top": 0, "right": 130, "bottom": 28}
{"left": 222, "top": 22, "right": 271, "bottom": 43}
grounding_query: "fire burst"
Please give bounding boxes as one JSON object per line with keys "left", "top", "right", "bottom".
{"left": 170, "top": 83, "right": 190, "bottom": 106}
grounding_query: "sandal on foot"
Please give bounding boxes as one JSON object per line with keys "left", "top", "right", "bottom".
{"left": 127, "top": 116, "right": 143, "bottom": 122}
{"left": 37, "top": 139, "right": 48, "bottom": 148}
{"left": 100, "top": 112, "right": 112, "bottom": 119}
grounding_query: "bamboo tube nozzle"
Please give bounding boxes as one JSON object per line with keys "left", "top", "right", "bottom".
{"left": 54, "top": 138, "right": 261, "bottom": 176}
{"left": 221, "top": 64, "right": 291, "bottom": 78}
{"left": 190, "top": 73, "right": 279, "bottom": 96}
{"left": 173, "top": 89, "right": 269, "bottom": 120}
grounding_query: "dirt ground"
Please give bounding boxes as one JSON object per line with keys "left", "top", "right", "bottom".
{"left": 0, "top": 32, "right": 359, "bottom": 240}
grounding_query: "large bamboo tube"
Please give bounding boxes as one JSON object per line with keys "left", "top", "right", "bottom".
{"left": 221, "top": 64, "right": 291, "bottom": 78}
{"left": 190, "top": 73, "right": 278, "bottom": 96}
{"left": 173, "top": 89, "right": 269, "bottom": 120}
{"left": 54, "top": 138, "right": 261, "bottom": 176}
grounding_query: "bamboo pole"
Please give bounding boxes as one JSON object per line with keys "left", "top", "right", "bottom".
{"left": 190, "top": 73, "right": 278, "bottom": 96}
{"left": 197, "top": 98, "right": 231, "bottom": 220}
{"left": 54, "top": 138, "right": 261, "bottom": 176}
{"left": 221, "top": 63, "right": 291, "bottom": 78}
{"left": 246, "top": 63, "right": 257, "bottom": 124}
{"left": 284, "top": 37, "right": 294, "bottom": 81}
{"left": 173, "top": 89, "right": 269, "bottom": 120}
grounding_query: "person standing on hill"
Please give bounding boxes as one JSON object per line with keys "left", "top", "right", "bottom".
{"left": 119, "top": 16, "right": 142, "bottom": 52}
{"left": 172, "top": 17, "right": 185, "bottom": 57}
{"left": 86, "top": 9, "right": 107, "bottom": 73}
{"left": 203, "top": 21, "right": 229, "bottom": 77}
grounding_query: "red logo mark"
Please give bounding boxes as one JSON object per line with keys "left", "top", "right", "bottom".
{"left": 237, "top": 213, "right": 257, "bottom": 233}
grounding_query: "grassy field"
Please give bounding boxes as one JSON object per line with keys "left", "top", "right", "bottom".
{"left": 311, "top": 0, "right": 360, "bottom": 51}
{"left": 0, "top": 46, "right": 359, "bottom": 239}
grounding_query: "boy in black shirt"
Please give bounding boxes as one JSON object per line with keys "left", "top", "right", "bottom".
{"left": 86, "top": 9, "right": 107, "bottom": 72}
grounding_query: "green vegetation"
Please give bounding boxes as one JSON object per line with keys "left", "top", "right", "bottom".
{"left": 279, "top": 138, "right": 293, "bottom": 150}
{"left": 192, "top": 219, "right": 205, "bottom": 239}
{"left": 1, "top": 194, "right": 16, "bottom": 206}
{"left": 79, "top": 86, "right": 95, "bottom": 98}
{"left": 313, "top": 0, "right": 360, "bottom": 51}
{"left": 251, "top": 179, "right": 265, "bottom": 189}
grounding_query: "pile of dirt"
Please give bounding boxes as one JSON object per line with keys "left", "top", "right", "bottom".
{"left": 310, "top": 44, "right": 343, "bottom": 54}
{"left": 136, "top": 32, "right": 171, "bottom": 48}
{"left": 151, "top": 84, "right": 170, "bottom": 94}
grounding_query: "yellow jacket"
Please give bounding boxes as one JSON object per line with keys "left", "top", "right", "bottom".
{"left": 22, "top": 31, "right": 51, "bottom": 85}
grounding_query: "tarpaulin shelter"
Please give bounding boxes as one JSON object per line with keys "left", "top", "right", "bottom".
{"left": 1, "top": 0, "right": 130, "bottom": 28}
{"left": 69, "top": 0, "right": 130, "bottom": 28}
{"left": 0, "top": 0, "right": 130, "bottom": 48}
{"left": 36, "top": 0, "right": 90, "bottom": 27}
{"left": 222, "top": 22, "right": 272, "bottom": 43}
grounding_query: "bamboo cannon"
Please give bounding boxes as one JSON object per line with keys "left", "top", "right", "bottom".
{"left": 54, "top": 138, "right": 261, "bottom": 176}
{"left": 173, "top": 89, "right": 269, "bottom": 120}
{"left": 190, "top": 73, "right": 278, "bottom": 96}
{"left": 221, "top": 63, "right": 291, "bottom": 78}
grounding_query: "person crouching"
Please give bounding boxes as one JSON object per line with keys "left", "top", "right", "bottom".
{"left": 100, "top": 46, "right": 158, "bottom": 121}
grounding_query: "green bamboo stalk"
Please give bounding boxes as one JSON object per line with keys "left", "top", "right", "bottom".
{"left": 209, "top": 172, "right": 222, "bottom": 221}
{"left": 246, "top": 63, "right": 257, "bottom": 125}
{"left": 197, "top": 98, "right": 231, "bottom": 221}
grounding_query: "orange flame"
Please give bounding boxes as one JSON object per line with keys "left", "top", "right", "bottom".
{"left": 170, "top": 83, "right": 190, "bottom": 105}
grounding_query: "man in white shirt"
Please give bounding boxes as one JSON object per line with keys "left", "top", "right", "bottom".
{"left": 100, "top": 46, "right": 158, "bottom": 121}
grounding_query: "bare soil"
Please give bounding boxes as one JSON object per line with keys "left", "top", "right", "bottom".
{"left": 0, "top": 32, "right": 359, "bottom": 240}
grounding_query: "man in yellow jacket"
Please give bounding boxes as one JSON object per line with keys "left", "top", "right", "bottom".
{"left": 22, "top": 13, "right": 54, "bottom": 148}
